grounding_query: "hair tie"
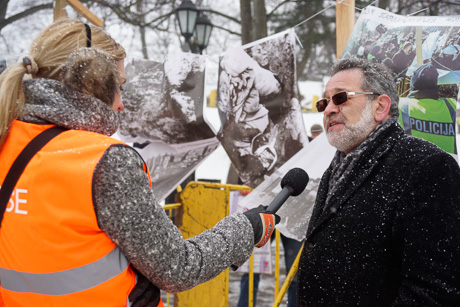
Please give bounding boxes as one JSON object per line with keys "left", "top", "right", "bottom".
{"left": 84, "top": 24, "right": 92, "bottom": 48}
{"left": 22, "top": 56, "right": 39, "bottom": 75}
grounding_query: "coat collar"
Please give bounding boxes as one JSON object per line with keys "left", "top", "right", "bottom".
{"left": 306, "top": 119, "right": 404, "bottom": 239}
{"left": 20, "top": 78, "right": 119, "bottom": 136}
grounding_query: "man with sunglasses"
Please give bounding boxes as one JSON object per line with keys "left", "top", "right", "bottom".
{"left": 297, "top": 58, "right": 460, "bottom": 306}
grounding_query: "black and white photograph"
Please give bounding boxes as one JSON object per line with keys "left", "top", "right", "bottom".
{"left": 118, "top": 52, "right": 215, "bottom": 144}
{"left": 217, "top": 30, "right": 308, "bottom": 188}
{"left": 239, "top": 133, "right": 336, "bottom": 241}
{"left": 117, "top": 52, "right": 219, "bottom": 201}
{"left": 134, "top": 138, "right": 219, "bottom": 202}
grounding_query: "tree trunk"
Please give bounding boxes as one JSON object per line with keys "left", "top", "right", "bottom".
{"left": 0, "top": 0, "right": 9, "bottom": 21}
{"left": 378, "top": 0, "right": 391, "bottom": 10}
{"left": 253, "top": 0, "right": 267, "bottom": 41}
{"left": 240, "top": 0, "right": 253, "bottom": 44}
{"left": 136, "top": 0, "right": 149, "bottom": 59}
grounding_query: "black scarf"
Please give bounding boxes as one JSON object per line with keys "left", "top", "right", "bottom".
{"left": 326, "top": 117, "right": 398, "bottom": 205}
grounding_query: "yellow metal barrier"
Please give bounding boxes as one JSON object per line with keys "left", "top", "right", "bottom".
{"left": 173, "top": 181, "right": 248, "bottom": 307}
{"left": 249, "top": 253, "right": 255, "bottom": 307}
{"left": 275, "top": 230, "right": 281, "bottom": 299}
{"left": 162, "top": 181, "right": 301, "bottom": 307}
{"left": 272, "top": 242, "right": 304, "bottom": 307}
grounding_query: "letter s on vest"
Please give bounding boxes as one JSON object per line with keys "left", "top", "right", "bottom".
{"left": 0, "top": 187, "right": 28, "bottom": 215}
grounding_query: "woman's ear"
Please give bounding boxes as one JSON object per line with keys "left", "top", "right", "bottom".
{"left": 373, "top": 94, "right": 392, "bottom": 122}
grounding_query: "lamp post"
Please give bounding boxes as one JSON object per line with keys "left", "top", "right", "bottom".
{"left": 175, "top": 0, "right": 214, "bottom": 54}
{"left": 194, "top": 13, "right": 213, "bottom": 54}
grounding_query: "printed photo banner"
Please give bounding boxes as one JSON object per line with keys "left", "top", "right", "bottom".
{"left": 217, "top": 29, "right": 309, "bottom": 188}
{"left": 342, "top": 6, "right": 459, "bottom": 158}
{"left": 118, "top": 53, "right": 219, "bottom": 201}
{"left": 239, "top": 134, "right": 336, "bottom": 241}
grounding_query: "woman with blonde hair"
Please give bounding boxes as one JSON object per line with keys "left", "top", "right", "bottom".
{"left": 0, "top": 18, "right": 126, "bottom": 145}
{"left": 0, "top": 18, "right": 278, "bottom": 306}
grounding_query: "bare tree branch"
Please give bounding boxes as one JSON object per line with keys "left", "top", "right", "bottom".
{"left": 0, "top": 0, "right": 10, "bottom": 20}
{"left": 213, "top": 24, "right": 241, "bottom": 36}
{"left": 200, "top": 8, "right": 240, "bottom": 24}
{"left": 267, "top": 0, "right": 297, "bottom": 19}
{"left": 0, "top": 3, "right": 53, "bottom": 31}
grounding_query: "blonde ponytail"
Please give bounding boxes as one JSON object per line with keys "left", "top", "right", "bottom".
{"left": 0, "top": 62, "right": 28, "bottom": 145}
{"left": 0, "top": 18, "right": 126, "bottom": 145}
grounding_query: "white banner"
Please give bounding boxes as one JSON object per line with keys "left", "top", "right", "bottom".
{"left": 240, "top": 133, "right": 336, "bottom": 241}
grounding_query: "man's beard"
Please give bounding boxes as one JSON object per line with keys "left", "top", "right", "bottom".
{"left": 326, "top": 102, "right": 376, "bottom": 153}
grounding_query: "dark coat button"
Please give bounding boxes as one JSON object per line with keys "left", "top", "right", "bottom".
{"left": 305, "top": 241, "right": 315, "bottom": 252}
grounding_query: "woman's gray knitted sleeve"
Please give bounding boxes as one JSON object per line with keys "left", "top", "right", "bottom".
{"left": 92, "top": 144, "right": 254, "bottom": 292}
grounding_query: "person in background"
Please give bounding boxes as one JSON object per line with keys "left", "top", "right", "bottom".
{"left": 382, "top": 42, "right": 415, "bottom": 77}
{"left": 0, "top": 18, "right": 279, "bottom": 306}
{"left": 298, "top": 58, "right": 460, "bottom": 306}
{"left": 399, "top": 61, "right": 457, "bottom": 155}
{"left": 308, "top": 123, "right": 323, "bottom": 141}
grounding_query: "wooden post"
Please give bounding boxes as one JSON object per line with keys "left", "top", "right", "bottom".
{"left": 53, "top": 0, "right": 104, "bottom": 27}
{"left": 53, "top": 0, "right": 67, "bottom": 21}
{"left": 67, "top": 0, "right": 104, "bottom": 27}
{"left": 336, "top": 0, "right": 355, "bottom": 59}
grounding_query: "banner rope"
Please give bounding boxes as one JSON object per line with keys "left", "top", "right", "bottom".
{"left": 292, "top": 0, "right": 379, "bottom": 31}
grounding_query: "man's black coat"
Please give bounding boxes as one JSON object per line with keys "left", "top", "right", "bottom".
{"left": 298, "top": 121, "right": 460, "bottom": 306}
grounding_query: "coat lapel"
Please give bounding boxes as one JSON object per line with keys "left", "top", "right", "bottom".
{"left": 307, "top": 158, "right": 379, "bottom": 239}
{"left": 305, "top": 167, "right": 332, "bottom": 237}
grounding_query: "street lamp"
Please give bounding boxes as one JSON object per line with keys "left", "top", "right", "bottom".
{"left": 194, "top": 14, "right": 213, "bottom": 54}
{"left": 175, "top": 0, "right": 213, "bottom": 54}
{"left": 175, "top": 0, "right": 198, "bottom": 42}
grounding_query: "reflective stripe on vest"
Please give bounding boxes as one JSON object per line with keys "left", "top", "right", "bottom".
{"left": 0, "top": 247, "right": 128, "bottom": 295}
{"left": 398, "top": 97, "right": 457, "bottom": 154}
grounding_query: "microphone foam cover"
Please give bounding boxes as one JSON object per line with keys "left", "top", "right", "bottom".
{"left": 280, "top": 168, "right": 309, "bottom": 196}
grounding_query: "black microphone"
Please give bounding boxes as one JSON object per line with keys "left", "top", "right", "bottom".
{"left": 230, "top": 168, "right": 309, "bottom": 271}
{"left": 266, "top": 168, "right": 309, "bottom": 213}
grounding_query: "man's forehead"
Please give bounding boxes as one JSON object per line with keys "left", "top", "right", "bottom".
{"left": 323, "top": 86, "right": 346, "bottom": 98}
{"left": 323, "top": 69, "right": 363, "bottom": 96}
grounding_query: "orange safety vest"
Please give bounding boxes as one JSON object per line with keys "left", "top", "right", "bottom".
{"left": 0, "top": 120, "right": 160, "bottom": 306}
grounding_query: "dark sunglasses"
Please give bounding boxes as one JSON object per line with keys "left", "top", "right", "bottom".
{"left": 316, "top": 91, "right": 380, "bottom": 112}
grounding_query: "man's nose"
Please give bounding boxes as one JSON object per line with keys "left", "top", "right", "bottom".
{"left": 324, "top": 99, "right": 340, "bottom": 116}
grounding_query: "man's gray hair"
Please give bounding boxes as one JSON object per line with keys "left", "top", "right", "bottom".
{"left": 330, "top": 58, "right": 399, "bottom": 117}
